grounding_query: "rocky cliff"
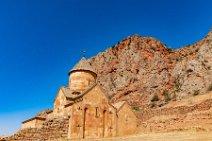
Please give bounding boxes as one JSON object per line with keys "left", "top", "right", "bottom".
{"left": 88, "top": 28, "right": 212, "bottom": 107}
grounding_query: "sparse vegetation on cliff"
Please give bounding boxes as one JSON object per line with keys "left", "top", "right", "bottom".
{"left": 151, "top": 94, "right": 159, "bottom": 102}
{"left": 166, "top": 47, "right": 174, "bottom": 53}
{"left": 132, "top": 106, "right": 140, "bottom": 111}
{"left": 174, "top": 79, "right": 181, "bottom": 92}
{"left": 193, "top": 90, "right": 200, "bottom": 96}
{"left": 150, "top": 102, "right": 156, "bottom": 108}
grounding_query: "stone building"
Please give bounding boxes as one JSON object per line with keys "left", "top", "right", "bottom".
{"left": 22, "top": 57, "right": 138, "bottom": 139}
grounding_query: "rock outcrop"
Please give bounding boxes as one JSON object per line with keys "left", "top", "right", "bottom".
{"left": 88, "top": 28, "right": 212, "bottom": 107}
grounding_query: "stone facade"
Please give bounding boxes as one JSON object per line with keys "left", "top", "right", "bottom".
{"left": 117, "top": 103, "right": 138, "bottom": 136}
{"left": 19, "top": 57, "right": 138, "bottom": 140}
{"left": 22, "top": 117, "right": 45, "bottom": 129}
{"left": 7, "top": 117, "right": 69, "bottom": 141}
{"left": 67, "top": 85, "right": 118, "bottom": 139}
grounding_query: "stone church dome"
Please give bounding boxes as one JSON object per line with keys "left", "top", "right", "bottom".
{"left": 68, "top": 57, "right": 96, "bottom": 75}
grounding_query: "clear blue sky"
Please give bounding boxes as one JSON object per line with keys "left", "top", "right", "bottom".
{"left": 0, "top": 0, "right": 212, "bottom": 135}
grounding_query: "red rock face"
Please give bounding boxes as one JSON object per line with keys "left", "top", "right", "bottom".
{"left": 88, "top": 29, "right": 212, "bottom": 107}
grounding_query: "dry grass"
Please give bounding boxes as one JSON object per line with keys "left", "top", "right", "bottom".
{"left": 58, "top": 131, "right": 212, "bottom": 141}
{"left": 165, "top": 92, "right": 212, "bottom": 108}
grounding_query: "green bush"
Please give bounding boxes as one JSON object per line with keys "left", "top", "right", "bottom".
{"left": 193, "top": 90, "right": 200, "bottom": 96}
{"left": 174, "top": 80, "right": 181, "bottom": 92}
{"left": 132, "top": 106, "right": 140, "bottom": 111}
{"left": 151, "top": 94, "right": 159, "bottom": 102}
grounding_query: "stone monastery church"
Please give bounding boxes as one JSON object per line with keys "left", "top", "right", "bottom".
{"left": 22, "top": 57, "right": 138, "bottom": 139}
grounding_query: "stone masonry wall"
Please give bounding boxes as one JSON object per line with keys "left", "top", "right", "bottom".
{"left": 136, "top": 99, "right": 212, "bottom": 122}
{"left": 6, "top": 117, "right": 69, "bottom": 141}
{"left": 137, "top": 99, "right": 212, "bottom": 132}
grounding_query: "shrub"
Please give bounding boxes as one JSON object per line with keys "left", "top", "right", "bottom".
{"left": 158, "top": 103, "right": 165, "bottom": 107}
{"left": 208, "top": 84, "right": 212, "bottom": 92}
{"left": 128, "top": 42, "right": 131, "bottom": 49}
{"left": 187, "top": 68, "right": 193, "bottom": 73}
{"left": 164, "top": 92, "right": 171, "bottom": 102}
{"left": 193, "top": 90, "right": 200, "bottom": 96}
{"left": 150, "top": 46, "right": 156, "bottom": 51}
{"left": 132, "top": 106, "right": 140, "bottom": 111}
{"left": 174, "top": 80, "right": 181, "bottom": 92}
{"left": 150, "top": 102, "right": 156, "bottom": 108}
{"left": 166, "top": 47, "right": 174, "bottom": 53}
{"left": 151, "top": 94, "right": 159, "bottom": 102}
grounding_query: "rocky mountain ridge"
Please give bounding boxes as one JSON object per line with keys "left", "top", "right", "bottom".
{"left": 88, "top": 28, "right": 212, "bottom": 108}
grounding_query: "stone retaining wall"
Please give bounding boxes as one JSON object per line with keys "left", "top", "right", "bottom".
{"left": 137, "top": 99, "right": 212, "bottom": 132}
{"left": 136, "top": 99, "right": 212, "bottom": 122}
{"left": 6, "top": 117, "right": 69, "bottom": 141}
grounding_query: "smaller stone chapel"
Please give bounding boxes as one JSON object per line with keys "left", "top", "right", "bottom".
{"left": 22, "top": 57, "right": 138, "bottom": 139}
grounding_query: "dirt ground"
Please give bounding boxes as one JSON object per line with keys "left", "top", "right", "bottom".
{"left": 63, "top": 132, "right": 212, "bottom": 141}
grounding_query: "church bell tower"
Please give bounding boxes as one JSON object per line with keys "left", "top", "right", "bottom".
{"left": 68, "top": 57, "right": 97, "bottom": 94}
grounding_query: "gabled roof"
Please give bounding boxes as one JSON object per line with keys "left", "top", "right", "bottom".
{"left": 112, "top": 101, "right": 139, "bottom": 119}
{"left": 112, "top": 101, "right": 126, "bottom": 111}
{"left": 68, "top": 57, "right": 96, "bottom": 75}
{"left": 36, "top": 109, "right": 53, "bottom": 118}
{"left": 61, "top": 83, "right": 97, "bottom": 100}
{"left": 22, "top": 116, "right": 46, "bottom": 124}
{"left": 60, "top": 87, "right": 73, "bottom": 99}
{"left": 61, "top": 83, "right": 114, "bottom": 108}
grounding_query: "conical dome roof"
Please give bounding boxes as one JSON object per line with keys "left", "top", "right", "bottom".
{"left": 68, "top": 57, "right": 96, "bottom": 75}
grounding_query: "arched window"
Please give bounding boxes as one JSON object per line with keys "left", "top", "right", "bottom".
{"left": 103, "top": 110, "right": 106, "bottom": 137}
{"left": 95, "top": 107, "right": 99, "bottom": 118}
{"left": 83, "top": 108, "right": 88, "bottom": 138}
